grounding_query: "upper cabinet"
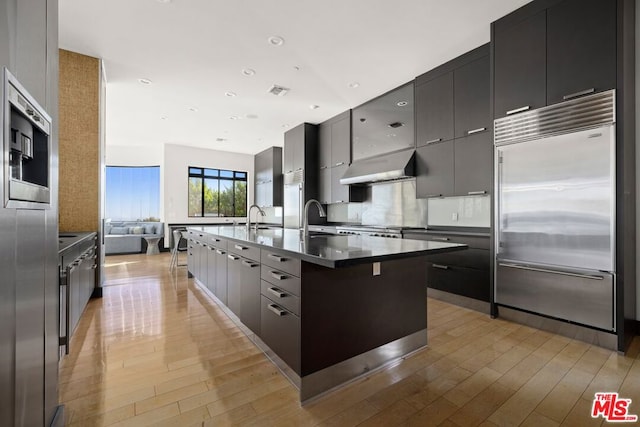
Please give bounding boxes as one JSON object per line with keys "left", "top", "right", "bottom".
{"left": 351, "top": 82, "right": 414, "bottom": 161}
{"left": 545, "top": 0, "right": 616, "bottom": 105}
{"left": 284, "top": 124, "right": 317, "bottom": 175}
{"left": 254, "top": 146, "right": 283, "bottom": 208}
{"left": 493, "top": 0, "right": 617, "bottom": 118}
{"left": 415, "top": 44, "right": 492, "bottom": 198}
{"left": 317, "top": 111, "right": 365, "bottom": 204}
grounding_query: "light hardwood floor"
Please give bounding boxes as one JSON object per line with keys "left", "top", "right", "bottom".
{"left": 59, "top": 253, "right": 640, "bottom": 426}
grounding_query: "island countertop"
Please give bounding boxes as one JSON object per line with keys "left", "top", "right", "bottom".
{"left": 187, "top": 226, "right": 466, "bottom": 268}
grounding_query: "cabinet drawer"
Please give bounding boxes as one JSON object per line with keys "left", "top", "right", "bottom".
{"left": 260, "top": 280, "right": 300, "bottom": 316}
{"left": 261, "top": 264, "right": 301, "bottom": 297}
{"left": 206, "top": 234, "right": 227, "bottom": 249}
{"left": 261, "top": 249, "right": 301, "bottom": 277}
{"left": 405, "top": 232, "right": 489, "bottom": 250}
{"left": 426, "top": 248, "right": 489, "bottom": 271}
{"left": 427, "top": 264, "right": 490, "bottom": 302}
{"left": 228, "top": 241, "right": 260, "bottom": 262}
{"left": 260, "top": 295, "right": 300, "bottom": 374}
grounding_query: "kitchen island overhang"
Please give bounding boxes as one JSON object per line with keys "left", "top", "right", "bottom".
{"left": 186, "top": 226, "right": 466, "bottom": 402}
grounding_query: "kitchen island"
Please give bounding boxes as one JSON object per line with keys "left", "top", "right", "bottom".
{"left": 186, "top": 226, "right": 465, "bottom": 402}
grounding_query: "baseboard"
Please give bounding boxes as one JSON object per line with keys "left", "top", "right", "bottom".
{"left": 427, "top": 288, "right": 491, "bottom": 315}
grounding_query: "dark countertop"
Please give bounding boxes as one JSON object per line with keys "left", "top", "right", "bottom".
{"left": 58, "top": 232, "right": 97, "bottom": 254}
{"left": 188, "top": 226, "right": 467, "bottom": 268}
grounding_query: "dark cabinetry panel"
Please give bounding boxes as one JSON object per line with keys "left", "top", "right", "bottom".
{"left": 226, "top": 254, "right": 242, "bottom": 316}
{"left": 240, "top": 259, "right": 261, "bottom": 335}
{"left": 453, "top": 132, "right": 493, "bottom": 196}
{"left": 493, "top": 10, "right": 547, "bottom": 118}
{"left": 254, "top": 146, "right": 283, "bottom": 208}
{"left": 454, "top": 56, "right": 490, "bottom": 138}
{"left": 260, "top": 295, "right": 300, "bottom": 374}
{"left": 546, "top": 0, "right": 616, "bottom": 104}
{"left": 415, "top": 72, "right": 454, "bottom": 147}
{"left": 416, "top": 141, "right": 454, "bottom": 198}
{"left": 318, "top": 167, "right": 331, "bottom": 205}
{"left": 330, "top": 116, "right": 350, "bottom": 167}
{"left": 427, "top": 264, "right": 490, "bottom": 302}
{"left": 318, "top": 124, "right": 332, "bottom": 169}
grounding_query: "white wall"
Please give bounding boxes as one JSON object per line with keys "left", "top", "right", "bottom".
{"left": 163, "top": 143, "right": 254, "bottom": 229}
{"left": 106, "top": 145, "right": 163, "bottom": 166}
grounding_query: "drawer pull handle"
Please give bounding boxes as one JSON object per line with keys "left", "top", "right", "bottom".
{"left": 216, "top": 249, "right": 225, "bottom": 255}
{"left": 234, "top": 244, "right": 248, "bottom": 251}
{"left": 425, "top": 138, "right": 442, "bottom": 144}
{"left": 467, "top": 191, "right": 487, "bottom": 195}
{"left": 242, "top": 260, "right": 258, "bottom": 268}
{"left": 268, "top": 287, "right": 287, "bottom": 298}
{"left": 432, "top": 237, "right": 450, "bottom": 241}
{"left": 268, "top": 304, "right": 287, "bottom": 316}
{"left": 227, "top": 255, "right": 239, "bottom": 261}
{"left": 424, "top": 194, "right": 443, "bottom": 198}
{"left": 432, "top": 264, "right": 450, "bottom": 270}
{"left": 563, "top": 88, "right": 595, "bottom": 100}
{"left": 334, "top": 200, "right": 345, "bottom": 203}
{"left": 506, "top": 105, "right": 530, "bottom": 115}
{"left": 268, "top": 254, "right": 286, "bottom": 262}
{"left": 498, "top": 263, "right": 604, "bottom": 280}
{"left": 214, "top": 238, "right": 220, "bottom": 242}
{"left": 320, "top": 165, "right": 328, "bottom": 170}
{"left": 270, "top": 271, "right": 287, "bottom": 281}
{"left": 335, "top": 162, "right": 345, "bottom": 166}
{"left": 91, "top": 265, "right": 98, "bottom": 270}
{"left": 467, "top": 127, "right": 486, "bottom": 135}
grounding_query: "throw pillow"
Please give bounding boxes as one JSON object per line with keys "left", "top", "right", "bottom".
{"left": 110, "top": 226, "right": 129, "bottom": 235}
{"left": 131, "top": 226, "right": 144, "bottom": 235}
{"left": 144, "top": 224, "right": 156, "bottom": 234}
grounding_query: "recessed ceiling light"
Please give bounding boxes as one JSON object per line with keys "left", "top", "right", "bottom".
{"left": 309, "top": 104, "right": 319, "bottom": 110}
{"left": 229, "top": 116, "right": 241, "bottom": 120}
{"left": 293, "top": 66, "right": 301, "bottom": 71}
{"left": 189, "top": 107, "right": 198, "bottom": 112}
{"left": 138, "top": 78, "right": 152, "bottom": 85}
{"left": 282, "top": 124, "right": 290, "bottom": 128}
{"left": 268, "top": 36, "right": 285, "bottom": 46}
{"left": 216, "top": 138, "right": 227, "bottom": 142}
{"left": 397, "top": 101, "right": 408, "bottom": 107}
{"left": 387, "top": 134, "right": 397, "bottom": 138}
{"left": 160, "top": 116, "right": 167, "bottom": 120}
{"left": 349, "top": 82, "right": 360, "bottom": 88}
{"left": 225, "top": 91, "right": 236, "bottom": 97}
{"left": 241, "top": 68, "right": 256, "bottom": 77}
{"left": 245, "top": 114, "right": 258, "bottom": 119}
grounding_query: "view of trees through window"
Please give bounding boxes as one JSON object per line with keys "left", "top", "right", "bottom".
{"left": 188, "top": 167, "right": 247, "bottom": 217}
{"left": 106, "top": 166, "right": 160, "bottom": 221}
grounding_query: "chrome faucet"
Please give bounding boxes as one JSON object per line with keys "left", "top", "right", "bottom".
{"left": 247, "top": 204, "right": 266, "bottom": 232}
{"left": 303, "top": 199, "right": 327, "bottom": 236}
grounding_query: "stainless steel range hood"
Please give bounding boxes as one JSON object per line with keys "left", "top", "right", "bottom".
{"left": 340, "top": 148, "right": 415, "bottom": 185}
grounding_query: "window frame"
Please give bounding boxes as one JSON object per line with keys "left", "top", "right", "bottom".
{"left": 188, "top": 166, "right": 247, "bottom": 218}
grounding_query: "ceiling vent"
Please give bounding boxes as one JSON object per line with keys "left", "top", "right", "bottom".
{"left": 268, "top": 85, "right": 290, "bottom": 96}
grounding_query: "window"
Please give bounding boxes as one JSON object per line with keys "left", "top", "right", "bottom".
{"left": 188, "top": 167, "right": 247, "bottom": 217}
{"left": 106, "top": 166, "right": 160, "bottom": 221}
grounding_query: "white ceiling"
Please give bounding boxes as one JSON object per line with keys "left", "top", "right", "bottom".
{"left": 58, "top": 0, "right": 532, "bottom": 155}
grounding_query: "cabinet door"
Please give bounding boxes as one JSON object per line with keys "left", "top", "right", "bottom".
{"left": 416, "top": 141, "right": 454, "bottom": 198}
{"left": 187, "top": 239, "right": 195, "bottom": 275}
{"left": 331, "top": 116, "right": 350, "bottom": 167}
{"left": 226, "top": 255, "right": 241, "bottom": 316}
{"left": 207, "top": 246, "right": 217, "bottom": 295}
{"left": 415, "top": 72, "right": 454, "bottom": 147}
{"left": 318, "top": 123, "right": 332, "bottom": 169}
{"left": 318, "top": 167, "right": 331, "bottom": 205}
{"left": 494, "top": 10, "right": 546, "bottom": 118}
{"left": 283, "top": 136, "right": 294, "bottom": 174}
{"left": 260, "top": 296, "right": 301, "bottom": 374}
{"left": 199, "top": 244, "right": 208, "bottom": 288}
{"left": 240, "top": 259, "right": 261, "bottom": 335}
{"left": 255, "top": 181, "right": 273, "bottom": 207}
{"left": 454, "top": 132, "right": 493, "bottom": 196}
{"left": 285, "top": 125, "right": 305, "bottom": 172}
{"left": 454, "top": 56, "right": 490, "bottom": 138}
{"left": 546, "top": 0, "right": 616, "bottom": 105}
{"left": 215, "top": 249, "right": 228, "bottom": 305}
{"left": 16, "top": 0, "right": 47, "bottom": 105}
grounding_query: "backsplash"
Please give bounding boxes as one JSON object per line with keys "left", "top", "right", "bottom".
{"left": 327, "top": 202, "right": 362, "bottom": 224}
{"left": 427, "top": 195, "right": 491, "bottom": 228}
{"left": 261, "top": 206, "right": 283, "bottom": 225}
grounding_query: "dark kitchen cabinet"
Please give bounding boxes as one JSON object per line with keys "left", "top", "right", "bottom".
{"left": 330, "top": 115, "right": 350, "bottom": 167}
{"left": 318, "top": 124, "right": 332, "bottom": 169}
{"left": 283, "top": 139, "right": 294, "bottom": 174}
{"left": 226, "top": 254, "right": 241, "bottom": 316}
{"left": 454, "top": 55, "right": 490, "bottom": 138}
{"left": 493, "top": 10, "right": 547, "bottom": 118}
{"left": 318, "top": 167, "right": 331, "bottom": 204}
{"left": 415, "top": 72, "right": 454, "bottom": 147}
{"left": 240, "top": 258, "right": 261, "bottom": 335}
{"left": 215, "top": 247, "right": 228, "bottom": 305}
{"left": 416, "top": 141, "right": 454, "bottom": 198}
{"left": 331, "top": 164, "right": 365, "bottom": 204}
{"left": 285, "top": 125, "right": 306, "bottom": 173}
{"left": 254, "top": 146, "right": 283, "bottom": 208}
{"left": 260, "top": 295, "right": 301, "bottom": 373}
{"left": 546, "top": 0, "right": 616, "bottom": 105}
{"left": 454, "top": 132, "right": 493, "bottom": 196}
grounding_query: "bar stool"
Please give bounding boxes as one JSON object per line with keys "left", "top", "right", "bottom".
{"left": 169, "top": 229, "right": 188, "bottom": 270}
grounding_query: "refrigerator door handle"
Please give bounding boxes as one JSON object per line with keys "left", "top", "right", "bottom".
{"left": 498, "top": 263, "right": 605, "bottom": 281}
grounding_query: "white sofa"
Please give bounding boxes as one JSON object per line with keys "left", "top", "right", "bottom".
{"left": 104, "top": 221, "right": 164, "bottom": 255}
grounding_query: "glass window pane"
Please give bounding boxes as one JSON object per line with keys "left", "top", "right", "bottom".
{"left": 204, "top": 168, "right": 218, "bottom": 177}
{"left": 106, "top": 166, "right": 160, "bottom": 221}
{"left": 188, "top": 177, "right": 202, "bottom": 216}
{"left": 204, "top": 178, "right": 219, "bottom": 217}
{"left": 235, "top": 172, "right": 246, "bottom": 179}
{"left": 219, "top": 179, "right": 234, "bottom": 216}
{"left": 234, "top": 180, "right": 247, "bottom": 217}
{"left": 220, "top": 170, "right": 234, "bottom": 178}
{"left": 189, "top": 167, "right": 202, "bottom": 175}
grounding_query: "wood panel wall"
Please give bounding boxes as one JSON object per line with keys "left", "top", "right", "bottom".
{"left": 58, "top": 49, "right": 100, "bottom": 232}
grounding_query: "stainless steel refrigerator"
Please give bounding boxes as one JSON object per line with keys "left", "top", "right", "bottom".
{"left": 494, "top": 90, "right": 616, "bottom": 331}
